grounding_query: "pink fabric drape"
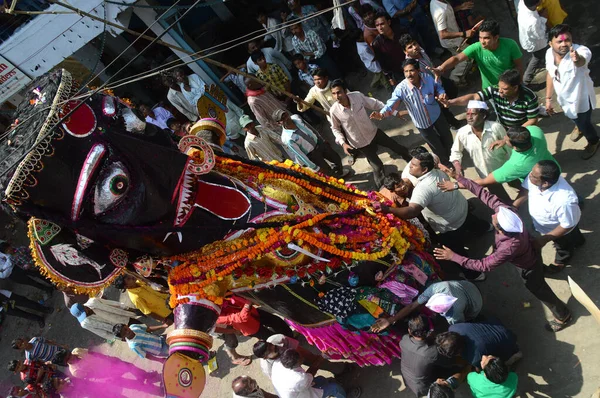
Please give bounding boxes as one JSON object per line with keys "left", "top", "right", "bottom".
{"left": 287, "top": 320, "right": 402, "bottom": 367}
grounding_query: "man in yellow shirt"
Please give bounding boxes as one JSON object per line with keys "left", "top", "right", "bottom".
{"left": 114, "top": 275, "right": 173, "bottom": 325}
{"left": 537, "top": 0, "right": 567, "bottom": 27}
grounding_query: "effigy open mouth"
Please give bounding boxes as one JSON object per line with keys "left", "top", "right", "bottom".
{"left": 173, "top": 165, "right": 199, "bottom": 228}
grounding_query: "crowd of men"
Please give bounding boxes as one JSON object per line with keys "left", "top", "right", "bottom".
{"left": 1, "top": 0, "right": 597, "bottom": 396}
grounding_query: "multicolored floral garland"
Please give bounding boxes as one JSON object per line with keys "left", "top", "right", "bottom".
{"left": 167, "top": 157, "right": 425, "bottom": 307}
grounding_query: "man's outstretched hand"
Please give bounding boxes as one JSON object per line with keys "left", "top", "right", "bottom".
{"left": 371, "top": 317, "right": 392, "bottom": 333}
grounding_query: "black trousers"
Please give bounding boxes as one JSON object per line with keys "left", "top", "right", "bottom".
{"left": 553, "top": 225, "right": 585, "bottom": 265}
{"left": 9, "top": 267, "right": 53, "bottom": 293}
{"left": 253, "top": 309, "right": 294, "bottom": 340}
{"left": 417, "top": 116, "right": 454, "bottom": 165}
{"left": 354, "top": 129, "right": 411, "bottom": 189}
{"left": 437, "top": 211, "right": 489, "bottom": 279}
{"left": 521, "top": 256, "right": 570, "bottom": 320}
{"left": 308, "top": 141, "right": 343, "bottom": 177}
{"left": 1, "top": 293, "right": 49, "bottom": 322}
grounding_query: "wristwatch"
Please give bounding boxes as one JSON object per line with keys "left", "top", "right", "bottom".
{"left": 453, "top": 182, "right": 459, "bottom": 190}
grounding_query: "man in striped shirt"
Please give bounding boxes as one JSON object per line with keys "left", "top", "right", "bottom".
{"left": 371, "top": 58, "right": 455, "bottom": 165}
{"left": 113, "top": 323, "right": 169, "bottom": 363}
{"left": 446, "top": 69, "right": 540, "bottom": 128}
{"left": 12, "top": 337, "right": 70, "bottom": 366}
{"left": 290, "top": 20, "right": 340, "bottom": 79}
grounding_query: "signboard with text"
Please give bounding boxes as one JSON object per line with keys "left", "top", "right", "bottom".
{"left": 0, "top": 55, "right": 31, "bottom": 104}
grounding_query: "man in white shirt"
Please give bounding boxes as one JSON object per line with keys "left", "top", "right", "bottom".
{"left": 163, "top": 75, "right": 199, "bottom": 122}
{"left": 139, "top": 104, "right": 174, "bottom": 131}
{"left": 545, "top": 24, "right": 599, "bottom": 159}
{"left": 449, "top": 100, "right": 511, "bottom": 201}
{"left": 518, "top": 0, "right": 549, "bottom": 86}
{"left": 257, "top": 8, "right": 285, "bottom": 53}
{"left": 253, "top": 334, "right": 343, "bottom": 379}
{"left": 174, "top": 68, "right": 206, "bottom": 107}
{"left": 70, "top": 300, "right": 137, "bottom": 341}
{"left": 429, "top": 0, "right": 474, "bottom": 85}
{"left": 515, "top": 160, "right": 584, "bottom": 273}
{"left": 375, "top": 150, "right": 488, "bottom": 280}
{"left": 239, "top": 115, "right": 284, "bottom": 163}
{"left": 271, "top": 349, "right": 356, "bottom": 398}
{"left": 274, "top": 109, "right": 346, "bottom": 178}
{"left": 329, "top": 80, "right": 410, "bottom": 189}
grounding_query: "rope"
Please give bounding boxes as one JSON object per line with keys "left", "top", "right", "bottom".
{"left": 105, "top": 0, "right": 227, "bottom": 8}
{"left": 0, "top": 1, "right": 355, "bottom": 157}
{"left": 80, "top": 1, "right": 108, "bottom": 88}
{"left": 101, "top": 2, "right": 354, "bottom": 92}
{"left": 0, "top": 0, "right": 202, "bottom": 180}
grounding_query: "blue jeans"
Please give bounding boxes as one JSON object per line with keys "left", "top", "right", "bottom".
{"left": 313, "top": 376, "right": 346, "bottom": 398}
{"left": 573, "top": 100, "right": 599, "bottom": 145}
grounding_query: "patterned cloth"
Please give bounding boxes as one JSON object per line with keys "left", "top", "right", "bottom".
{"left": 256, "top": 63, "right": 290, "bottom": 96}
{"left": 126, "top": 324, "right": 169, "bottom": 359}
{"left": 25, "top": 337, "right": 60, "bottom": 362}
{"left": 292, "top": 30, "right": 326, "bottom": 61}
{"left": 317, "top": 287, "right": 357, "bottom": 319}
{"left": 290, "top": 4, "right": 333, "bottom": 42}
{"left": 12, "top": 246, "right": 34, "bottom": 270}
{"left": 355, "top": 286, "right": 405, "bottom": 316}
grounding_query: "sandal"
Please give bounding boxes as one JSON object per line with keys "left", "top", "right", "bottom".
{"left": 231, "top": 356, "right": 252, "bottom": 366}
{"left": 545, "top": 314, "right": 572, "bottom": 332}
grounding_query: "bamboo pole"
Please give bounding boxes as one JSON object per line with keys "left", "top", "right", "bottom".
{"left": 47, "top": 0, "right": 328, "bottom": 115}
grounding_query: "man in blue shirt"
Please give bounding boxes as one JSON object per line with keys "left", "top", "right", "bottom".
{"left": 436, "top": 318, "right": 522, "bottom": 368}
{"left": 382, "top": 0, "right": 439, "bottom": 54}
{"left": 371, "top": 58, "right": 455, "bottom": 164}
{"left": 113, "top": 323, "right": 169, "bottom": 364}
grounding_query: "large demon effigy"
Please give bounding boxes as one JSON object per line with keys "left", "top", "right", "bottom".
{"left": 0, "top": 70, "right": 441, "bottom": 397}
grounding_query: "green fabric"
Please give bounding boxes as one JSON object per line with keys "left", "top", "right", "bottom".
{"left": 492, "top": 126, "right": 558, "bottom": 183}
{"left": 467, "top": 371, "right": 518, "bottom": 398}
{"left": 463, "top": 38, "right": 522, "bottom": 89}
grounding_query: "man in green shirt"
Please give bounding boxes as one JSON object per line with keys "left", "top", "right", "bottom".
{"left": 453, "top": 125, "right": 557, "bottom": 191}
{"left": 433, "top": 20, "right": 523, "bottom": 89}
{"left": 467, "top": 355, "right": 518, "bottom": 398}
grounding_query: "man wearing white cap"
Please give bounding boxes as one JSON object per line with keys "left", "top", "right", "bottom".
{"left": 449, "top": 101, "right": 512, "bottom": 202}
{"left": 434, "top": 175, "right": 572, "bottom": 332}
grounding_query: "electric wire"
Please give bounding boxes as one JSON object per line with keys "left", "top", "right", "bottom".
{"left": 0, "top": 0, "right": 203, "bottom": 180}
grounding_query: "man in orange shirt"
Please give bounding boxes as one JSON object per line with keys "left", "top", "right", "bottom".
{"left": 216, "top": 296, "right": 293, "bottom": 366}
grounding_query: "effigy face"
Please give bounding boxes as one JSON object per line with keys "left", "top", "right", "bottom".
{"left": 1, "top": 70, "right": 439, "bottom": 397}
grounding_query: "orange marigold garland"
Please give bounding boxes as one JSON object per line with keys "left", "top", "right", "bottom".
{"left": 167, "top": 156, "right": 425, "bottom": 307}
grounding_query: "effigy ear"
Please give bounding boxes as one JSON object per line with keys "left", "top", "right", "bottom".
{"left": 26, "top": 217, "right": 127, "bottom": 294}
{"left": 163, "top": 352, "right": 206, "bottom": 397}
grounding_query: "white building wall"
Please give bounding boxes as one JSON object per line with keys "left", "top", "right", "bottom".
{"left": 0, "top": 0, "right": 136, "bottom": 104}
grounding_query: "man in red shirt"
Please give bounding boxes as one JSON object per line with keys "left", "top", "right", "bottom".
{"left": 216, "top": 296, "right": 293, "bottom": 366}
